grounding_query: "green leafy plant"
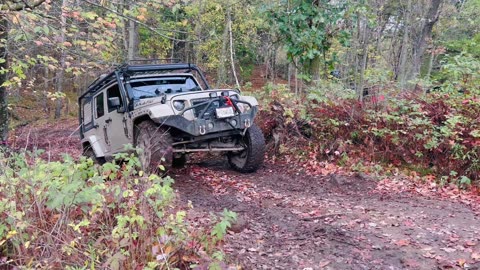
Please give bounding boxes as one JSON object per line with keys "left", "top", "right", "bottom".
{"left": 0, "top": 149, "right": 234, "bottom": 269}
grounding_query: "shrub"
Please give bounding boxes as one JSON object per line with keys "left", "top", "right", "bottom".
{"left": 258, "top": 84, "right": 480, "bottom": 185}
{"left": 0, "top": 150, "right": 235, "bottom": 269}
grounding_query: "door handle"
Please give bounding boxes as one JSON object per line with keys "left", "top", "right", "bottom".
{"left": 105, "top": 118, "right": 112, "bottom": 124}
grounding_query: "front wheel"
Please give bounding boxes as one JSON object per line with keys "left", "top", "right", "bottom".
{"left": 228, "top": 124, "right": 266, "bottom": 173}
{"left": 135, "top": 121, "right": 173, "bottom": 173}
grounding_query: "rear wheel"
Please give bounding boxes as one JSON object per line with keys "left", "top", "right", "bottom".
{"left": 228, "top": 124, "right": 265, "bottom": 173}
{"left": 135, "top": 121, "right": 173, "bottom": 173}
{"left": 172, "top": 154, "right": 187, "bottom": 168}
{"left": 82, "top": 145, "right": 105, "bottom": 164}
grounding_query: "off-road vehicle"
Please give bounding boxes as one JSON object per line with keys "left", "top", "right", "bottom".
{"left": 78, "top": 62, "right": 265, "bottom": 173}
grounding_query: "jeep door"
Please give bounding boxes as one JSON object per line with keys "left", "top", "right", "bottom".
{"left": 104, "top": 83, "right": 132, "bottom": 154}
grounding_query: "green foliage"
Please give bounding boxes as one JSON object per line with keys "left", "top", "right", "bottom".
{"left": 267, "top": 0, "right": 352, "bottom": 79}
{"left": 307, "top": 80, "right": 356, "bottom": 103}
{"left": 437, "top": 0, "right": 480, "bottom": 56}
{"left": 436, "top": 53, "right": 480, "bottom": 94}
{"left": 211, "top": 209, "right": 237, "bottom": 244}
{"left": 0, "top": 150, "right": 233, "bottom": 269}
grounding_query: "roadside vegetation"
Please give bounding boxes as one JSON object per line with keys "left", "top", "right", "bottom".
{"left": 0, "top": 150, "right": 236, "bottom": 269}
{"left": 254, "top": 79, "right": 480, "bottom": 187}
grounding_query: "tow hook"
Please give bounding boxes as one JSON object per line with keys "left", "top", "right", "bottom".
{"left": 244, "top": 119, "right": 251, "bottom": 128}
{"left": 241, "top": 119, "right": 252, "bottom": 136}
{"left": 199, "top": 125, "right": 206, "bottom": 135}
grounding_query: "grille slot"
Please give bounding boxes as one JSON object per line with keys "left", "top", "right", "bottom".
{"left": 191, "top": 98, "right": 220, "bottom": 118}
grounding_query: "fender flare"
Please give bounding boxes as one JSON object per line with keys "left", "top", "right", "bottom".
{"left": 83, "top": 135, "right": 105, "bottom": 157}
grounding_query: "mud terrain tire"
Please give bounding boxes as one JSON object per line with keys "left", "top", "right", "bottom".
{"left": 173, "top": 154, "right": 187, "bottom": 168}
{"left": 135, "top": 121, "right": 173, "bottom": 173}
{"left": 83, "top": 145, "right": 105, "bottom": 164}
{"left": 228, "top": 124, "right": 265, "bottom": 173}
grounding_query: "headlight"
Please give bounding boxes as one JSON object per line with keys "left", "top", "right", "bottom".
{"left": 173, "top": 100, "right": 185, "bottom": 111}
{"left": 237, "top": 103, "right": 250, "bottom": 113}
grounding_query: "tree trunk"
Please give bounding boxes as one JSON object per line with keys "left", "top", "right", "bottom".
{"left": 42, "top": 67, "right": 49, "bottom": 114}
{"left": 217, "top": 2, "right": 230, "bottom": 87}
{"left": 127, "top": 17, "right": 138, "bottom": 61}
{"left": 194, "top": 0, "right": 205, "bottom": 65}
{"left": 310, "top": 55, "right": 321, "bottom": 85}
{"left": 119, "top": 0, "right": 128, "bottom": 58}
{"left": 398, "top": 0, "right": 412, "bottom": 90}
{"left": 127, "top": 0, "right": 139, "bottom": 62}
{"left": 121, "top": 0, "right": 129, "bottom": 56}
{"left": 228, "top": 8, "right": 240, "bottom": 89}
{"left": 0, "top": 0, "right": 47, "bottom": 145}
{"left": 426, "top": 49, "right": 434, "bottom": 80}
{"left": 411, "top": 0, "right": 442, "bottom": 79}
{"left": 357, "top": 16, "right": 370, "bottom": 102}
{"left": 351, "top": 13, "right": 361, "bottom": 92}
{"left": 0, "top": 17, "right": 8, "bottom": 145}
{"left": 55, "top": 0, "right": 68, "bottom": 119}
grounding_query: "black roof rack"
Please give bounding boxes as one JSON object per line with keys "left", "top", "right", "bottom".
{"left": 80, "top": 62, "right": 210, "bottom": 100}
{"left": 120, "top": 63, "right": 197, "bottom": 76}
{"left": 127, "top": 58, "right": 181, "bottom": 65}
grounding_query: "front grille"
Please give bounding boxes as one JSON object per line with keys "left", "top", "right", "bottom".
{"left": 191, "top": 98, "right": 220, "bottom": 118}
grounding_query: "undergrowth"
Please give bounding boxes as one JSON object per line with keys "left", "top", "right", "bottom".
{"left": 255, "top": 83, "right": 480, "bottom": 187}
{"left": 0, "top": 150, "right": 236, "bottom": 269}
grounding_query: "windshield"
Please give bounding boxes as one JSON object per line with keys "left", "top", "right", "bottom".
{"left": 128, "top": 76, "right": 201, "bottom": 99}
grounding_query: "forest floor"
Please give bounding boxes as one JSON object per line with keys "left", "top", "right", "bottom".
{"left": 9, "top": 118, "right": 480, "bottom": 270}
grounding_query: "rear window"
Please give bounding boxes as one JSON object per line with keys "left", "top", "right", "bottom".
{"left": 83, "top": 101, "right": 92, "bottom": 124}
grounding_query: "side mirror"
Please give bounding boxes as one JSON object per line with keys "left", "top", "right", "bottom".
{"left": 108, "top": 97, "right": 121, "bottom": 108}
{"left": 108, "top": 97, "right": 125, "bottom": 113}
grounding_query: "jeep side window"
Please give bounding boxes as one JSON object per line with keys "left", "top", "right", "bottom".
{"left": 95, "top": 93, "right": 105, "bottom": 118}
{"left": 83, "top": 100, "right": 93, "bottom": 124}
{"left": 107, "top": 84, "right": 123, "bottom": 112}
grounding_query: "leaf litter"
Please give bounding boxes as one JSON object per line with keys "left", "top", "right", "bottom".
{"left": 10, "top": 118, "right": 480, "bottom": 270}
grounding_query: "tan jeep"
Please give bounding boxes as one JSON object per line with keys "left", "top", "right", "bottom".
{"left": 79, "top": 63, "right": 265, "bottom": 173}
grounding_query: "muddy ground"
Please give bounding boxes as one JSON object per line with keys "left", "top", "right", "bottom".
{"left": 10, "top": 120, "right": 480, "bottom": 270}
{"left": 174, "top": 157, "right": 480, "bottom": 270}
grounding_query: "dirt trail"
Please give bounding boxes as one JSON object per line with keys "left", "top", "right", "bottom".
{"left": 10, "top": 120, "right": 480, "bottom": 269}
{"left": 174, "top": 158, "right": 480, "bottom": 270}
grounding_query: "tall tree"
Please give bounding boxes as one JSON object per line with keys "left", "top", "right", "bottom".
{"left": 268, "top": 0, "right": 350, "bottom": 84}
{"left": 55, "top": 0, "right": 69, "bottom": 119}
{"left": 411, "top": 0, "right": 443, "bottom": 80}
{"left": 0, "top": 0, "right": 47, "bottom": 146}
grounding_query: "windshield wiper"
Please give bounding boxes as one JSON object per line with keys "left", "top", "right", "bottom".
{"left": 137, "top": 95, "right": 156, "bottom": 99}
{"left": 132, "top": 87, "right": 156, "bottom": 95}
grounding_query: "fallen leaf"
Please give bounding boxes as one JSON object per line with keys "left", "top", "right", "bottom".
{"left": 423, "top": 251, "right": 436, "bottom": 258}
{"left": 403, "top": 220, "right": 415, "bottom": 227}
{"left": 319, "top": 260, "right": 330, "bottom": 268}
{"left": 396, "top": 239, "right": 410, "bottom": 247}
{"left": 441, "top": 247, "right": 457, "bottom": 253}
{"left": 465, "top": 241, "right": 477, "bottom": 247}
{"left": 472, "top": 252, "right": 480, "bottom": 261}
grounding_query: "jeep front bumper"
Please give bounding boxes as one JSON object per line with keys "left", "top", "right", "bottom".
{"left": 152, "top": 105, "right": 258, "bottom": 137}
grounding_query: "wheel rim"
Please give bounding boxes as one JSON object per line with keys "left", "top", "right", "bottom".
{"left": 230, "top": 136, "right": 249, "bottom": 168}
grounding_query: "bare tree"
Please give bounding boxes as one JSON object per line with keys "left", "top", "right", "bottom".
{"left": 55, "top": 0, "right": 69, "bottom": 119}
